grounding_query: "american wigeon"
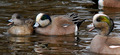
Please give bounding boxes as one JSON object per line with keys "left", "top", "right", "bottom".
{"left": 92, "top": 0, "right": 120, "bottom": 8}
{"left": 7, "top": 13, "right": 34, "bottom": 35}
{"left": 89, "top": 13, "right": 120, "bottom": 54}
{"left": 34, "top": 13, "right": 86, "bottom": 35}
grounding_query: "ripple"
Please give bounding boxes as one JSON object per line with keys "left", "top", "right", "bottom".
{"left": 0, "top": 0, "right": 119, "bottom": 55}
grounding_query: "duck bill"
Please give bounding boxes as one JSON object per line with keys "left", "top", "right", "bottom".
{"left": 7, "top": 22, "right": 13, "bottom": 25}
{"left": 89, "top": 27, "right": 95, "bottom": 32}
{"left": 7, "top": 19, "right": 13, "bottom": 25}
{"left": 87, "top": 23, "right": 95, "bottom": 32}
{"left": 34, "top": 22, "right": 39, "bottom": 28}
{"left": 8, "top": 19, "right": 13, "bottom": 22}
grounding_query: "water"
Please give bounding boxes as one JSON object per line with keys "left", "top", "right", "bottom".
{"left": 0, "top": 0, "right": 120, "bottom": 55}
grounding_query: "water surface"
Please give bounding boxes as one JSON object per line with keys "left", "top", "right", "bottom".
{"left": 0, "top": 0, "right": 120, "bottom": 55}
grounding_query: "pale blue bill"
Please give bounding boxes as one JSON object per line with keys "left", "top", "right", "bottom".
{"left": 34, "top": 22, "right": 39, "bottom": 27}
{"left": 8, "top": 19, "right": 13, "bottom": 22}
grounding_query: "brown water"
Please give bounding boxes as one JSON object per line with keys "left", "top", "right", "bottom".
{"left": 0, "top": 0, "right": 120, "bottom": 55}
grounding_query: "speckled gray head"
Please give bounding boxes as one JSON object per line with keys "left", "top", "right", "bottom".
{"left": 7, "top": 13, "right": 24, "bottom": 25}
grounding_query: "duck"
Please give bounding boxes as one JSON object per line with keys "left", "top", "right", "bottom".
{"left": 7, "top": 13, "right": 34, "bottom": 35}
{"left": 89, "top": 13, "right": 120, "bottom": 54}
{"left": 34, "top": 13, "right": 86, "bottom": 35}
{"left": 92, "top": 0, "right": 120, "bottom": 8}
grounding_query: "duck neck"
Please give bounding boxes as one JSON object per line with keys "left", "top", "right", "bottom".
{"left": 99, "top": 25, "right": 110, "bottom": 36}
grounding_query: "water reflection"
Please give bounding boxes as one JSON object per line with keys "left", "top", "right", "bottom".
{"left": 7, "top": 36, "right": 37, "bottom": 55}
{"left": 33, "top": 34, "right": 92, "bottom": 55}
{"left": 34, "top": 35, "right": 76, "bottom": 55}
{"left": 0, "top": 0, "right": 120, "bottom": 55}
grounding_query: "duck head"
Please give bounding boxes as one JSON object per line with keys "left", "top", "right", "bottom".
{"left": 8, "top": 13, "right": 24, "bottom": 26}
{"left": 89, "top": 14, "right": 114, "bottom": 36}
{"left": 34, "top": 13, "right": 52, "bottom": 28}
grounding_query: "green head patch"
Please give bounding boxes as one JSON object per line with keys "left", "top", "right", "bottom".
{"left": 97, "top": 16, "right": 111, "bottom": 27}
{"left": 96, "top": 16, "right": 114, "bottom": 35}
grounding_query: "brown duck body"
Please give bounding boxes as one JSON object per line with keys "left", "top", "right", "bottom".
{"left": 35, "top": 16, "right": 75, "bottom": 35}
{"left": 90, "top": 35, "right": 120, "bottom": 54}
{"left": 8, "top": 25, "right": 33, "bottom": 35}
{"left": 104, "top": 0, "right": 120, "bottom": 8}
{"left": 92, "top": 0, "right": 120, "bottom": 8}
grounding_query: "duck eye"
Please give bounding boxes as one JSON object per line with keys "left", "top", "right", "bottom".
{"left": 96, "top": 17, "right": 101, "bottom": 22}
{"left": 41, "top": 15, "right": 47, "bottom": 20}
{"left": 16, "top": 15, "right": 21, "bottom": 19}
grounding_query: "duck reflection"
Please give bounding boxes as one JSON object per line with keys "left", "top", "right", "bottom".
{"left": 7, "top": 36, "right": 37, "bottom": 55}
{"left": 34, "top": 34, "right": 85, "bottom": 55}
